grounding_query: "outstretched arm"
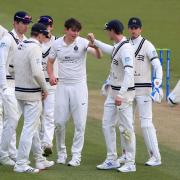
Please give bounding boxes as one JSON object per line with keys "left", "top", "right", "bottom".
{"left": 87, "top": 33, "right": 113, "bottom": 55}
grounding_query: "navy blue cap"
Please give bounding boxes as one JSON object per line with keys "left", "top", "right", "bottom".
{"left": 38, "top": 15, "right": 53, "bottom": 26}
{"left": 104, "top": 19, "right": 124, "bottom": 34}
{"left": 14, "top": 11, "right": 32, "bottom": 24}
{"left": 128, "top": 17, "right": 142, "bottom": 28}
{"left": 31, "top": 23, "right": 49, "bottom": 36}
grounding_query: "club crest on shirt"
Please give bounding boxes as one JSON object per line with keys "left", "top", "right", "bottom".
{"left": 74, "top": 45, "right": 78, "bottom": 51}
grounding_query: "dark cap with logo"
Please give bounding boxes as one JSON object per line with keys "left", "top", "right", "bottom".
{"left": 38, "top": 15, "right": 53, "bottom": 26}
{"left": 128, "top": 17, "right": 142, "bottom": 28}
{"left": 14, "top": 11, "right": 32, "bottom": 24}
{"left": 104, "top": 19, "right": 124, "bottom": 34}
{"left": 31, "top": 23, "right": 49, "bottom": 36}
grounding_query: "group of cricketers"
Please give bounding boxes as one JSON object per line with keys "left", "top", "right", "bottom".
{"left": 0, "top": 10, "right": 164, "bottom": 173}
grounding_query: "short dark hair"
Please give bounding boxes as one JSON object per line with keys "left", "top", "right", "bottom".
{"left": 104, "top": 20, "right": 124, "bottom": 34}
{"left": 30, "top": 23, "right": 49, "bottom": 37}
{"left": 64, "top": 18, "right": 82, "bottom": 31}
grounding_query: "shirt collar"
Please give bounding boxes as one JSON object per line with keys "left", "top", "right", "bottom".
{"left": 130, "top": 35, "right": 142, "bottom": 45}
{"left": 114, "top": 36, "right": 127, "bottom": 48}
{"left": 28, "top": 37, "right": 41, "bottom": 46}
{"left": 62, "top": 35, "right": 78, "bottom": 46}
{"left": 11, "top": 29, "right": 27, "bottom": 42}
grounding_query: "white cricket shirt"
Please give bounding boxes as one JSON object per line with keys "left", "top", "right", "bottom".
{"left": 49, "top": 36, "right": 89, "bottom": 84}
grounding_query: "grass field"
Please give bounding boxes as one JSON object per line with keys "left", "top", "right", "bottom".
{"left": 0, "top": 0, "right": 180, "bottom": 179}
{"left": 0, "top": 118, "right": 180, "bottom": 180}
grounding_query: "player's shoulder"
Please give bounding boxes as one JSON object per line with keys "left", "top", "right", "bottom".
{"left": 52, "top": 36, "right": 63, "bottom": 46}
{"left": 51, "top": 35, "right": 59, "bottom": 41}
{"left": 121, "top": 39, "right": 133, "bottom": 50}
{"left": 0, "top": 32, "right": 12, "bottom": 46}
{"left": 0, "top": 25, "right": 8, "bottom": 37}
{"left": 142, "top": 37, "right": 155, "bottom": 47}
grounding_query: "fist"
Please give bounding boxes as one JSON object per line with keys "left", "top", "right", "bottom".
{"left": 42, "top": 91, "right": 48, "bottom": 100}
{"left": 87, "top": 33, "right": 95, "bottom": 44}
{"left": 115, "top": 95, "right": 122, "bottom": 106}
{"left": 49, "top": 75, "right": 57, "bottom": 86}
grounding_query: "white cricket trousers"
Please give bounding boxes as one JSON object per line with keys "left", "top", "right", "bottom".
{"left": 40, "top": 89, "right": 55, "bottom": 147}
{"left": 134, "top": 95, "right": 161, "bottom": 160}
{"left": 16, "top": 100, "right": 45, "bottom": 166}
{"left": 103, "top": 94, "right": 136, "bottom": 163}
{"left": 55, "top": 82, "right": 88, "bottom": 160}
{"left": 0, "top": 87, "right": 20, "bottom": 159}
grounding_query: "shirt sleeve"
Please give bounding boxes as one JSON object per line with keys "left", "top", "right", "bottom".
{"left": 118, "top": 46, "right": 134, "bottom": 97}
{"left": 0, "top": 35, "right": 11, "bottom": 89}
{"left": 146, "top": 41, "right": 159, "bottom": 61}
{"left": 146, "top": 41, "right": 163, "bottom": 80}
{"left": 83, "top": 38, "right": 90, "bottom": 51}
{"left": 48, "top": 41, "right": 57, "bottom": 61}
{"left": 29, "top": 45, "right": 47, "bottom": 92}
{"left": 94, "top": 39, "right": 113, "bottom": 55}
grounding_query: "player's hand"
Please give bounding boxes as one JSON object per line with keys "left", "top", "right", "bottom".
{"left": 49, "top": 75, "right": 57, "bottom": 86}
{"left": 87, "top": 33, "right": 95, "bottom": 44}
{"left": 153, "top": 78, "right": 162, "bottom": 88}
{"left": 42, "top": 91, "right": 48, "bottom": 100}
{"left": 115, "top": 95, "right": 123, "bottom": 106}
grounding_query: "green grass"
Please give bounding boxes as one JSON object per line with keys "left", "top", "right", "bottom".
{"left": 0, "top": 118, "right": 180, "bottom": 180}
{"left": 0, "top": 0, "right": 180, "bottom": 179}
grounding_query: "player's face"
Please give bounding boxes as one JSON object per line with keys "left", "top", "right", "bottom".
{"left": 105, "top": 30, "right": 114, "bottom": 41}
{"left": 65, "top": 28, "right": 80, "bottom": 41}
{"left": 38, "top": 34, "right": 47, "bottom": 44}
{"left": 47, "top": 25, "right": 53, "bottom": 32}
{"left": 128, "top": 27, "right": 142, "bottom": 39}
{"left": 14, "top": 21, "right": 29, "bottom": 34}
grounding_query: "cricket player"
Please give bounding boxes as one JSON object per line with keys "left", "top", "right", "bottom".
{"left": 47, "top": 18, "right": 102, "bottom": 167}
{"left": 0, "top": 11, "right": 31, "bottom": 166}
{"left": 37, "top": 15, "right": 58, "bottom": 157}
{"left": 13, "top": 23, "right": 54, "bottom": 173}
{"left": 118, "top": 17, "right": 162, "bottom": 166}
{"left": 0, "top": 25, "right": 8, "bottom": 145}
{"left": 87, "top": 19, "right": 136, "bottom": 173}
{"left": 168, "top": 80, "right": 180, "bottom": 106}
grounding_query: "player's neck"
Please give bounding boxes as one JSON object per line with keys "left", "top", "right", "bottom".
{"left": 114, "top": 34, "right": 124, "bottom": 43}
{"left": 14, "top": 29, "right": 24, "bottom": 41}
{"left": 131, "top": 34, "right": 141, "bottom": 40}
{"left": 64, "top": 35, "right": 76, "bottom": 45}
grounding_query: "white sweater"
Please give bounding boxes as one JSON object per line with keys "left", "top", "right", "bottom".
{"left": 14, "top": 38, "right": 47, "bottom": 101}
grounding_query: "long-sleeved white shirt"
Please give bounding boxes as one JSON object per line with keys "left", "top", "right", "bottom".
{"left": 94, "top": 37, "right": 135, "bottom": 101}
{"left": 0, "top": 29, "right": 26, "bottom": 89}
{"left": 14, "top": 38, "right": 47, "bottom": 101}
{"left": 129, "top": 35, "right": 163, "bottom": 96}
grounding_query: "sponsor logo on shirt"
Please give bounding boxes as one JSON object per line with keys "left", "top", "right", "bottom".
{"left": 0, "top": 42, "right": 6, "bottom": 48}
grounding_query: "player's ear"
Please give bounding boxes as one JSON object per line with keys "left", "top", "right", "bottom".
{"left": 64, "top": 27, "right": 68, "bottom": 34}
